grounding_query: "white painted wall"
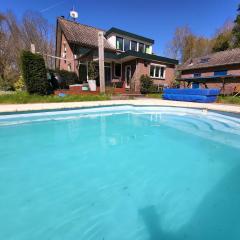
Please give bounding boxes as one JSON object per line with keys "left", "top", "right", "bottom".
{"left": 107, "top": 35, "right": 117, "bottom": 48}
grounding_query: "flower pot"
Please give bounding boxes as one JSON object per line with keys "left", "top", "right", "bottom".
{"left": 88, "top": 80, "right": 97, "bottom": 91}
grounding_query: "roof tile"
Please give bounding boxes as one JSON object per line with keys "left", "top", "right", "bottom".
{"left": 178, "top": 48, "right": 240, "bottom": 71}
{"left": 58, "top": 17, "right": 115, "bottom": 51}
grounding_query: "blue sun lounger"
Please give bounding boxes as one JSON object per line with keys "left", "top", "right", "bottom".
{"left": 163, "top": 88, "right": 220, "bottom": 103}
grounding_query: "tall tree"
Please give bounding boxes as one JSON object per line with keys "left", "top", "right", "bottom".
{"left": 0, "top": 10, "right": 55, "bottom": 86}
{"left": 232, "top": 4, "right": 240, "bottom": 48}
{"left": 212, "top": 20, "right": 233, "bottom": 52}
{"left": 165, "top": 26, "right": 212, "bottom": 63}
{"left": 165, "top": 26, "right": 192, "bottom": 62}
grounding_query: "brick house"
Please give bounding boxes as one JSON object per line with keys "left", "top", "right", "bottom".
{"left": 55, "top": 17, "right": 178, "bottom": 93}
{"left": 178, "top": 48, "right": 240, "bottom": 93}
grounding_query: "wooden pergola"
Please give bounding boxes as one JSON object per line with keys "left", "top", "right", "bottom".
{"left": 177, "top": 75, "right": 240, "bottom": 93}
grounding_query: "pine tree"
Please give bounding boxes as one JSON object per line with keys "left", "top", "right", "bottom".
{"left": 232, "top": 4, "right": 240, "bottom": 48}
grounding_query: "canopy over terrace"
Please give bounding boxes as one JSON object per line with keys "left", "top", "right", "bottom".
{"left": 77, "top": 49, "right": 178, "bottom": 84}
{"left": 177, "top": 74, "right": 240, "bottom": 91}
{"left": 78, "top": 49, "right": 178, "bottom": 64}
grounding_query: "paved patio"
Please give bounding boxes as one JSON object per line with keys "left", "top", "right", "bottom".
{"left": 0, "top": 99, "right": 240, "bottom": 114}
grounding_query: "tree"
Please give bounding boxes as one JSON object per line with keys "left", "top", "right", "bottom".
{"left": 165, "top": 26, "right": 192, "bottom": 61}
{"left": 165, "top": 26, "right": 212, "bottom": 63}
{"left": 212, "top": 20, "right": 233, "bottom": 52}
{"left": 0, "top": 10, "right": 55, "bottom": 89}
{"left": 232, "top": 4, "right": 240, "bottom": 48}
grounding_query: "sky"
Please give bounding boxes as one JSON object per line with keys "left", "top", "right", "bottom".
{"left": 1, "top": 0, "right": 239, "bottom": 56}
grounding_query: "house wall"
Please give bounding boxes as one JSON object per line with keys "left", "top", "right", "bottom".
{"left": 133, "top": 59, "right": 176, "bottom": 93}
{"left": 59, "top": 34, "right": 78, "bottom": 74}
{"left": 180, "top": 65, "right": 240, "bottom": 92}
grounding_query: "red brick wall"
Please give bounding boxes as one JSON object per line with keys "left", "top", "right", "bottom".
{"left": 180, "top": 65, "right": 240, "bottom": 93}
{"left": 59, "top": 34, "right": 78, "bottom": 74}
{"left": 134, "top": 60, "right": 176, "bottom": 92}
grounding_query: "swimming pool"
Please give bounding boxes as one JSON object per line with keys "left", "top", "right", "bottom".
{"left": 0, "top": 106, "right": 240, "bottom": 240}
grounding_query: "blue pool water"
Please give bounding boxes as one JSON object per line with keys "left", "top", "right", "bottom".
{"left": 0, "top": 106, "right": 240, "bottom": 240}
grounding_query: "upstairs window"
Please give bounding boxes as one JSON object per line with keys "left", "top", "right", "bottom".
{"left": 124, "top": 39, "right": 130, "bottom": 51}
{"left": 150, "top": 65, "right": 165, "bottom": 79}
{"left": 131, "top": 40, "right": 137, "bottom": 51}
{"left": 116, "top": 37, "right": 123, "bottom": 51}
{"left": 139, "top": 43, "right": 145, "bottom": 53}
{"left": 145, "top": 45, "right": 151, "bottom": 54}
{"left": 214, "top": 70, "right": 227, "bottom": 76}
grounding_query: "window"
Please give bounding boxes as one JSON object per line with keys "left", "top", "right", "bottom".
{"left": 67, "top": 64, "right": 71, "bottom": 71}
{"left": 214, "top": 70, "right": 227, "bottom": 76}
{"left": 194, "top": 73, "right": 201, "bottom": 78}
{"left": 150, "top": 65, "right": 165, "bottom": 79}
{"left": 116, "top": 37, "right": 123, "bottom": 51}
{"left": 131, "top": 40, "right": 137, "bottom": 51}
{"left": 200, "top": 58, "right": 210, "bottom": 63}
{"left": 155, "top": 66, "right": 160, "bottom": 78}
{"left": 114, "top": 63, "right": 122, "bottom": 77}
{"left": 139, "top": 43, "right": 145, "bottom": 53}
{"left": 124, "top": 39, "right": 130, "bottom": 51}
{"left": 145, "top": 45, "right": 151, "bottom": 54}
{"left": 63, "top": 43, "right": 67, "bottom": 53}
{"left": 150, "top": 65, "right": 155, "bottom": 77}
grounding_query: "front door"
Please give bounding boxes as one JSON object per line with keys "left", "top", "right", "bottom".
{"left": 125, "top": 65, "right": 131, "bottom": 88}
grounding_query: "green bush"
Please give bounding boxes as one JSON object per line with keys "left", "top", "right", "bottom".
{"left": 21, "top": 51, "right": 52, "bottom": 95}
{"left": 49, "top": 69, "right": 79, "bottom": 87}
{"left": 14, "top": 75, "right": 26, "bottom": 92}
{"left": 0, "top": 76, "right": 16, "bottom": 91}
{"left": 140, "top": 75, "right": 154, "bottom": 94}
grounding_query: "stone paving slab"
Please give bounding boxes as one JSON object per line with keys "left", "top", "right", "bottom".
{"left": 0, "top": 99, "right": 239, "bottom": 114}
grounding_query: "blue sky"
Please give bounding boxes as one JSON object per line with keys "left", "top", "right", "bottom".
{"left": 2, "top": 0, "right": 239, "bottom": 55}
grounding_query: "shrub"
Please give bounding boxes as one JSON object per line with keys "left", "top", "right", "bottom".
{"left": 0, "top": 75, "right": 17, "bottom": 91}
{"left": 57, "top": 69, "right": 78, "bottom": 86}
{"left": 88, "top": 62, "right": 98, "bottom": 80}
{"left": 14, "top": 75, "right": 26, "bottom": 92}
{"left": 49, "top": 69, "right": 79, "bottom": 87}
{"left": 20, "top": 51, "right": 52, "bottom": 95}
{"left": 140, "top": 75, "right": 154, "bottom": 94}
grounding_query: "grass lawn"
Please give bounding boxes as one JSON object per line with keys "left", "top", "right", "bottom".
{"left": 0, "top": 92, "right": 110, "bottom": 104}
{"left": 217, "top": 95, "right": 240, "bottom": 105}
{"left": 146, "top": 93, "right": 163, "bottom": 99}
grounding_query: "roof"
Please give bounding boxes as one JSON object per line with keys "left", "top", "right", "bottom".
{"left": 79, "top": 49, "right": 178, "bottom": 65}
{"left": 178, "top": 48, "right": 240, "bottom": 71}
{"left": 57, "top": 17, "right": 115, "bottom": 51}
{"left": 105, "top": 27, "right": 154, "bottom": 44}
{"left": 117, "top": 50, "right": 178, "bottom": 65}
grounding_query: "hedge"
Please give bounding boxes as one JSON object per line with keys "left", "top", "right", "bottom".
{"left": 49, "top": 69, "right": 79, "bottom": 86}
{"left": 20, "top": 51, "right": 52, "bottom": 95}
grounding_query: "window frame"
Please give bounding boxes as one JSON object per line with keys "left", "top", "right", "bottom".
{"left": 139, "top": 42, "right": 145, "bottom": 53}
{"left": 214, "top": 70, "right": 228, "bottom": 76}
{"left": 131, "top": 40, "right": 138, "bottom": 51}
{"left": 145, "top": 45, "right": 151, "bottom": 54}
{"left": 116, "top": 36, "right": 124, "bottom": 51}
{"left": 150, "top": 64, "right": 166, "bottom": 79}
{"left": 194, "top": 73, "right": 201, "bottom": 78}
{"left": 124, "top": 38, "right": 130, "bottom": 52}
